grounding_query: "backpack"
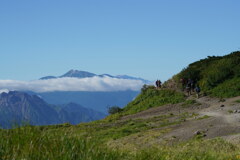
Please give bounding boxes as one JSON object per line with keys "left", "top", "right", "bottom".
{"left": 195, "top": 87, "right": 200, "bottom": 93}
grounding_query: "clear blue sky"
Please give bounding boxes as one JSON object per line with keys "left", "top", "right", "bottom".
{"left": 0, "top": 0, "right": 239, "bottom": 81}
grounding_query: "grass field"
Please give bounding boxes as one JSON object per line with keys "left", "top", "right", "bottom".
{"left": 1, "top": 119, "right": 240, "bottom": 160}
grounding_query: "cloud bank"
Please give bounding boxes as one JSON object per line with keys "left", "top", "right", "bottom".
{"left": 0, "top": 77, "right": 145, "bottom": 93}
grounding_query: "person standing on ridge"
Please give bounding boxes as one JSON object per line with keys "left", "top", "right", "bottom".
{"left": 155, "top": 80, "right": 162, "bottom": 89}
{"left": 158, "top": 80, "right": 162, "bottom": 88}
{"left": 195, "top": 85, "right": 201, "bottom": 98}
{"left": 186, "top": 79, "right": 192, "bottom": 96}
{"left": 156, "top": 80, "right": 159, "bottom": 88}
{"left": 191, "top": 79, "right": 195, "bottom": 92}
{"left": 180, "top": 78, "right": 185, "bottom": 91}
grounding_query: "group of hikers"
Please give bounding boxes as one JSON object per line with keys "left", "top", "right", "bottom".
{"left": 155, "top": 78, "right": 201, "bottom": 98}
{"left": 180, "top": 78, "right": 201, "bottom": 98}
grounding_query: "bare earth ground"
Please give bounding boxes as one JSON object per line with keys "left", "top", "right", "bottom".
{"left": 110, "top": 95, "right": 240, "bottom": 149}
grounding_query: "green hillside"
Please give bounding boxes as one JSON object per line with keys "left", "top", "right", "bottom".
{"left": 174, "top": 51, "right": 240, "bottom": 98}
{"left": 1, "top": 51, "right": 240, "bottom": 160}
{"left": 123, "top": 86, "right": 185, "bottom": 114}
{"left": 104, "top": 86, "right": 186, "bottom": 122}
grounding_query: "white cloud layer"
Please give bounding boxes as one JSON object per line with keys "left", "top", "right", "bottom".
{"left": 0, "top": 77, "right": 145, "bottom": 92}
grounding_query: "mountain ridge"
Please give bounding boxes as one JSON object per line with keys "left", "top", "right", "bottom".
{"left": 0, "top": 91, "right": 105, "bottom": 128}
{"left": 40, "top": 69, "right": 151, "bottom": 83}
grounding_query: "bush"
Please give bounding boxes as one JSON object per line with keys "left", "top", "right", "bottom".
{"left": 108, "top": 106, "right": 123, "bottom": 114}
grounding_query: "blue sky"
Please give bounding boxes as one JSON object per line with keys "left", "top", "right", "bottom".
{"left": 0, "top": 0, "right": 239, "bottom": 81}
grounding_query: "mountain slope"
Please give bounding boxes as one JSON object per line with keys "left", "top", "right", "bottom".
{"left": 174, "top": 51, "right": 240, "bottom": 97}
{"left": 58, "top": 103, "right": 106, "bottom": 124}
{"left": 0, "top": 91, "right": 106, "bottom": 128}
{"left": 0, "top": 91, "right": 60, "bottom": 128}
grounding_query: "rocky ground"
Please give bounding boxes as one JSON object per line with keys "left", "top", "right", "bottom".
{"left": 109, "top": 94, "right": 240, "bottom": 149}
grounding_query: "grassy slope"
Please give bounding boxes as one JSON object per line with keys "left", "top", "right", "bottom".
{"left": 174, "top": 51, "right": 240, "bottom": 98}
{"left": 105, "top": 87, "right": 185, "bottom": 121}
{"left": 123, "top": 87, "right": 185, "bottom": 114}
{"left": 1, "top": 117, "right": 239, "bottom": 160}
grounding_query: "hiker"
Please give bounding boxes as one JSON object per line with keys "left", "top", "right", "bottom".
{"left": 155, "top": 80, "right": 159, "bottom": 88}
{"left": 191, "top": 79, "right": 195, "bottom": 92}
{"left": 180, "top": 78, "right": 185, "bottom": 91}
{"left": 186, "top": 81, "right": 191, "bottom": 96}
{"left": 195, "top": 85, "right": 201, "bottom": 98}
{"left": 158, "top": 80, "right": 162, "bottom": 88}
{"left": 155, "top": 80, "right": 162, "bottom": 89}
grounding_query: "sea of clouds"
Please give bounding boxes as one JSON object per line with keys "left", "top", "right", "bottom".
{"left": 0, "top": 76, "right": 145, "bottom": 93}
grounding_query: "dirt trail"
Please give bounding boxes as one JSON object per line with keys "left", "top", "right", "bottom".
{"left": 196, "top": 96, "right": 240, "bottom": 124}
{"left": 119, "top": 94, "right": 240, "bottom": 145}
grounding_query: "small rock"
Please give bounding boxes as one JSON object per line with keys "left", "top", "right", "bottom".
{"left": 234, "top": 110, "right": 238, "bottom": 113}
{"left": 220, "top": 105, "right": 225, "bottom": 107}
{"left": 238, "top": 110, "right": 240, "bottom": 113}
{"left": 194, "top": 131, "right": 201, "bottom": 135}
{"left": 219, "top": 99, "right": 226, "bottom": 102}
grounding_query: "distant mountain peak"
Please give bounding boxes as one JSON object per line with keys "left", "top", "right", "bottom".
{"left": 60, "top": 70, "right": 96, "bottom": 78}
{"left": 40, "top": 76, "right": 57, "bottom": 80}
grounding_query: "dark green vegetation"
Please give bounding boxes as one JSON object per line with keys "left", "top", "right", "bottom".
{"left": 175, "top": 51, "right": 240, "bottom": 98}
{"left": 108, "top": 106, "right": 123, "bottom": 114}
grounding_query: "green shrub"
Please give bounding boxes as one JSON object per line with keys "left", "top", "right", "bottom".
{"left": 108, "top": 106, "right": 123, "bottom": 114}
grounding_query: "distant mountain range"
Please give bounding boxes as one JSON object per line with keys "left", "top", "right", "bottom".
{"left": 32, "top": 90, "right": 140, "bottom": 113}
{"left": 0, "top": 70, "right": 149, "bottom": 121}
{"left": 40, "top": 69, "right": 150, "bottom": 84}
{"left": 0, "top": 91, "right": 105, "bottom": 128}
